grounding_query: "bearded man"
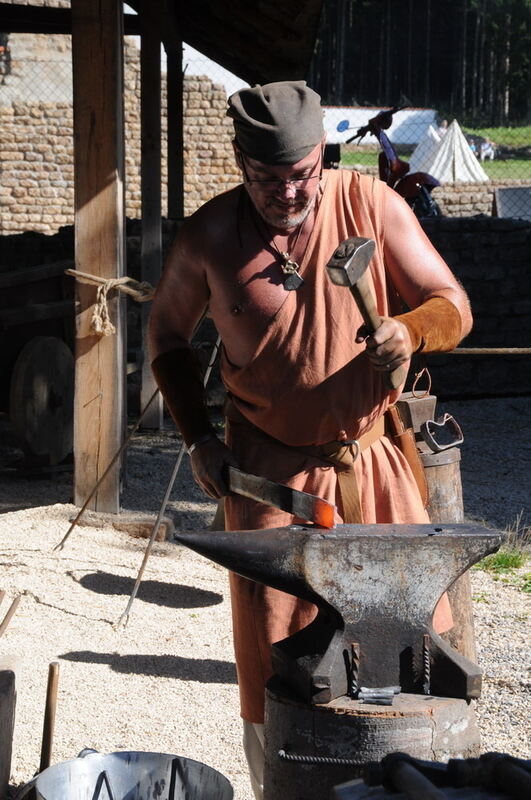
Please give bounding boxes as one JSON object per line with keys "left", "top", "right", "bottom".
{"left": 149, "top": 81, "right": 472, "bottom": 799}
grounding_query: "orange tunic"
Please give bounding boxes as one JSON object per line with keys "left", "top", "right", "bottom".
{"left": 221, "top": 170, "right": 451, "bottom": 723}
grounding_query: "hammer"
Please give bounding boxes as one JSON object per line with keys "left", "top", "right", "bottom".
{"left": 327, "top": 236, "right": 407, "bottom": 390}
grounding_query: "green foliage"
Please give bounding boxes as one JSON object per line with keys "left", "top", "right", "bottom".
{"left": 474, "top": 513, "right": 530, "bottom": 593}
{"left": 479, "top": 551, "right": 525, "bottom": 572}
{"left": 340, "top": 152, "right": 378, "bottom": 168}
{"left": 463, "top": 126, "right": 531, "bottom": 148}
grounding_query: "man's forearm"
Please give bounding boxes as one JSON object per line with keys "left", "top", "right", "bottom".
{"left": 151, "top": 346, "right": 216, "bottom": 447}
{"left": 395, "top": 296, "right": 465, "bottom": 354}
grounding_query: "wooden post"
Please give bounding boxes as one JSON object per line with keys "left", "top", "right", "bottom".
{"left": 166, "top": 41, "right": 184, "bottom": 222}
{"left": 71, "top": 0, "right": 126, "bottom": 512}
{"left": 140, "top": 10, "right": 163, "bottom": 429}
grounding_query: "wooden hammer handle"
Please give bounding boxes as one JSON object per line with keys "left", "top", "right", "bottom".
{"left": 351, "top": 275, "right": 407, "bottom": 391}
{"left": 39, "top": 661, "right": 60, "bottom": 772}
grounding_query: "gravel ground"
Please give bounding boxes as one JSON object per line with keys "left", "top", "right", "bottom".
{"left": 0, "top": 396, "right": 529, "bottom": 797}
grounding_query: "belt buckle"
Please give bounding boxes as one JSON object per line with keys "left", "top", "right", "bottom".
{"left": 337, "top": 438, "right": 360, "bottom": 460}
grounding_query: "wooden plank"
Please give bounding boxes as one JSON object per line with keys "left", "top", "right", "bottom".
{"left": 139, "top": 9, "right": 163, "bottom": 429}
{"left": 166, "top": 42, "right": 184, "bottom": 221}
{"left": 0, "top": 260, "right": 73, "bottom": 289}
{"left": 71, "top": 0, "right": 126, "bottom": 512}
{"left": 0, "top": 669, "right": 16, "bottom": 800}
{"left": 0, "top": 2, "right": 140, "bottom": 34}
{"left": 0, "top": 299, "right": 73, "bottom": 328}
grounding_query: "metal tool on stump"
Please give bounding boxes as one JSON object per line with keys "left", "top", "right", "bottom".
{"left": 396, "top": 392, "right": 476, "bottom": 661}
{"left": 174, "top": 523, "right": 502, "bottom": 799}
{"left": 326, "top": 236, "right": 406, "bottom": 390}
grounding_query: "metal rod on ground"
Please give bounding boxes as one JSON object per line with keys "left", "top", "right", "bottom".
{"left": 450, "top": 347, "right": 531, "bottom": 354}
{"left": 0, "top": 595, "right": 21, "bottom": 638}
{"left": 53, "top": 388, "right": 160, "bottom": 552}
{"left": 114, "top": 334, "right": 222, "bottom": 629}
{"left": 39, "top": 661, "right": 60, "bottom": 773}
{"left": 54, "top": 313, "right": 211, "bottom": 552}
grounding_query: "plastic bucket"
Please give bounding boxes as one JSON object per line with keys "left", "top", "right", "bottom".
{"left": 29, "top": 750, "right": 234, "bottom": 800}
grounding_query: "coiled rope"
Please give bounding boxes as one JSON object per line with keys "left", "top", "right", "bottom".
{"left": 65, "top": 268, "right": 155, "bottom": 337}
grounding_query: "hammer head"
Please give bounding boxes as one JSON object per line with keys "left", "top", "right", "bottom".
{"left": 327, "top": 236, "right": 376, "bottom": 287}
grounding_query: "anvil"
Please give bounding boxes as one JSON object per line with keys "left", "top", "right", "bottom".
{"left": 174, "top": 524, "right": 502, "bottom": 705}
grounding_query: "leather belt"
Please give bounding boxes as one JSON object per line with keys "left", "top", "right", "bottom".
{"left": 296, "top": 418, "right": 386, "bottom": 523}
{"left": 224, "top": 396, "right": 387, "bottom": 524}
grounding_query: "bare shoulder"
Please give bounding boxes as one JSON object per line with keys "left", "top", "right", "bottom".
{"left": 176, "top": 186, "right": 242, "bottom": 259}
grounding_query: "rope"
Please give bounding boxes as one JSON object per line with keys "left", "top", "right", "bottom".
{"left": 64, "top": 268, "right": 155, "bottom": 337}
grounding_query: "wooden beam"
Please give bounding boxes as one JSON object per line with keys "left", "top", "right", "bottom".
{"left": 140, "top": 8, "right": 163, "bottom": 429}
{"left": 71, "top": 0, "right": 126, "bottom": 512}
{"left": 0, "top": 3, "right": 140, "bottom": 34}
{"left": 166, "top": 42, "right": 184, "bottom": 221}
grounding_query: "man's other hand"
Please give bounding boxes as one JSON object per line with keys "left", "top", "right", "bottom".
{"left": 190, "top": 437, "right": 239, "bottom": 499}
{"left": 356, "top": 317, "right": 413, "bottom": 372}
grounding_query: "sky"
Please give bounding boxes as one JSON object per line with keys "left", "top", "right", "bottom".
{"left": 124, "top": 4, "right": 248, "bottom": 98}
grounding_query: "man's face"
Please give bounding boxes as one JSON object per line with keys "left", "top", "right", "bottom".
{"left": 235, "top": 141, "right": 323, "bottom": 231}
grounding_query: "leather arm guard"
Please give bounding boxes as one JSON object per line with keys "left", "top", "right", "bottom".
{"left": 395, "top": 296, "right": 463, "bottom": 354}
{"left": 151, "top": 346, "right": 216, "bottom": 448}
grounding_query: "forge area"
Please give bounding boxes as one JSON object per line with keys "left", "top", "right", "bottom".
{"left": 0, "top": 395, "right": 529, "bottom": 797}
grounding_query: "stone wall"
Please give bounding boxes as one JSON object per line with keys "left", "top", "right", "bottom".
{"left": 431, "top": 179, "right": 531, "bottom": 217}
{"left": 420, "top": 217, "right": 531, "bottom": 397}
{"left": 0, "top": 35, "right": 239, "bottom": 234}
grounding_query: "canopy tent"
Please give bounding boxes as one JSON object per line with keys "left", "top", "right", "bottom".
{"left": 408, "top": 125, "right": 441, "bottom": 173}
{"left": 409, "top": 119, "right": 489, "bottom": 183}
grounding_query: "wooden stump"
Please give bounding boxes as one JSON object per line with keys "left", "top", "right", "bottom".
{"left": 263, "top": 678, "right": 480, "bottom": 800}
{"left": 0, "top": 669, "right": 16, "bottom": 800}
{"left": 422, "top": 447, "right": 477, "bottom": 661}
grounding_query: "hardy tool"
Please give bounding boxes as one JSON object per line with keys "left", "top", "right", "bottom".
{"left": 326, "top": 236, "right": 407, "bottom": 390}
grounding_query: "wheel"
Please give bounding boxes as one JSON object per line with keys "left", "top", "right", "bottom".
{"left": 9, "top": 336, "right": 74, "bottom": 465}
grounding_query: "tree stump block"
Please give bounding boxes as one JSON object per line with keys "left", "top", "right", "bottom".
{"left": 264, "top": 678, "right": 480, "bottom": 800}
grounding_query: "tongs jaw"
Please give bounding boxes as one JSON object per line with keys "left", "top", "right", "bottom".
{"left": 420, "top": 413, "right": 464, "bottom": 453}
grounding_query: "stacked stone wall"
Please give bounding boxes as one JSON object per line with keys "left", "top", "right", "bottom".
{"left": 431, "top": 179, "right": 530, "bottom": 217}
{"left": 420, "top": 217, "right": 531, "bottom": 396}
{"left": 0, "top": 36, "right": 240, "bottom": 234}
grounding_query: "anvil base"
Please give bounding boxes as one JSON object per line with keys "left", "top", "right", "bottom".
{"left": 263, "top": 677, "right": 480, "bottom": 800}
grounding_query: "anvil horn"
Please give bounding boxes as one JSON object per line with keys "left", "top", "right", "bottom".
{"left": 173, "top": 525, "right": 324, "bottom": 607}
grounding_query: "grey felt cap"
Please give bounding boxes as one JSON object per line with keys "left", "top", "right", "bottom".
{"left": 227, "top": 80, "right": 324, "bottom": 164}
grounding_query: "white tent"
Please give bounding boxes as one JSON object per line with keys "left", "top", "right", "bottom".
{"left": 411, "top": 119, "right": 489, "bottom": 182}
{"left": 408, "top": 125, "right": 441, "bottom": 173}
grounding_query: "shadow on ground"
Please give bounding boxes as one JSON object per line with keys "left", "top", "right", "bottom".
{"left": 73, "top": 571, "right": 223, "bottom": 608}
{"left": 60, "top": 650, "right": 237, "bottom": 683}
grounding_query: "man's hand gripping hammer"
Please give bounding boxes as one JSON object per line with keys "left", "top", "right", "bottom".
{"left": 326, "top": 236, "right": 407, "bottom": 390}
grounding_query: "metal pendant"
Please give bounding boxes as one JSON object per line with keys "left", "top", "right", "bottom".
{"left": 284, "top": 271, "right": 304, "bottom": 291}
{"left": 280, "top": 252, "right": 304, "bottom": 291}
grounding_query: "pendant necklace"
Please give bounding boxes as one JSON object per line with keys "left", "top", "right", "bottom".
{"left": 271, "top": 222, "right": 306, "bottom": 291}
{"left": 249, "top": 201, "right": 307, "bottom": 291}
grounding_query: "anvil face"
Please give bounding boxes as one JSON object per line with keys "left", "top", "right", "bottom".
{"left": 174, "top": 523, "right": 502, "bottom": 704}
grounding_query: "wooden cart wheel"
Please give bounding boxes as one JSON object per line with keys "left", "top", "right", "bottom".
{"left": 9, "top": 336, "right": 74, "bottom": 465}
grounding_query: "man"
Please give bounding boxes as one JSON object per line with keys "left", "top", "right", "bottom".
{"left": 149, "top": 81, "right": 472, "bottom": 798}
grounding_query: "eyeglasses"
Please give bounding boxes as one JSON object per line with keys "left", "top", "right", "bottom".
{"left": 239, "top": 151, "right": 323, "bottom": 191}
